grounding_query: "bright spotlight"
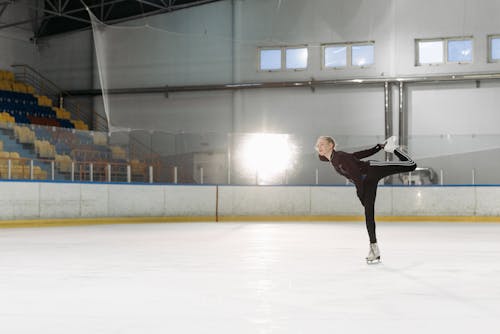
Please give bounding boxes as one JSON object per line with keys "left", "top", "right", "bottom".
{"left": 239, "top": 133, "right": 296, "bottom": 184}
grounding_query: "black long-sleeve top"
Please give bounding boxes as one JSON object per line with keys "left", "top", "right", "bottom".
{"left": 319, "top": 144, "right": 383, "bottom": 199}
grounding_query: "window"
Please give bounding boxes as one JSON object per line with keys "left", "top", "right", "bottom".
{"left": 488, "top": 35, "right": 500, "bottom": 62}
{"left": 324, "top": 45, "right": 347, "bottom": 68}
{"left": 416, "top": 37, "right": 473, "bottom": 66}
{"left": 352, "top": 44, "right": 374, "bottom": 67}
{"left": 323, "top": 41, "right": 375, "bottom": 69}
{"left": 417, "top": 40, "right": 444, "bottom": 65}
{"left": 285, "top": 47, "right": 308, "bottom": 70}
{"left": 258, "top": 46, "right": 308, "bottom": 71}
{"left": 259, "top": 48, "right": 282, "bottom": 71}
{"left": 447, "top": 39, "right": 473, "bottom": 63}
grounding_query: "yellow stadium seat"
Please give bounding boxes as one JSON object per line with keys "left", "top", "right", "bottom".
{"left": 18, "top": 127, "right": 35, "bottom": 144}
{"left": 34, "top": 140, "right": 42, "bottom": 156}
{"left": 36, "top": 95, "right": 53, "bottom": 107}
{"left": 55, "top": 154, "right": 72, "bottom": 173}
{"left": 93, "top": 132, "right": 107, "bottom": 145}
{"left": 12, "top": 165, "right": 30, "bottom": 179}
{"left": 33, "top": 166, "right": 48, "bottom": 180}
{"left": 12, "top": 82, "right": 28, "bottom": 93}
{"left": 111, "top": 146, "right": 127, "bottom": 160}
{"left": 0, "top": 70, "right": 14, "bottom": 82}
{"left": 9, "top": 152, "right": 21, "bottom": 166}
{"left": 4, "top": 71, "right": 14, "bottom": 81}
{"left": 26, "top": 84, "right": 35, "bottom": 94}
{"left": 0, "top": 112, "right": 14, "bottom": 124}
{"left": 0, "top": 80, "right": 12, "bottom": 91}
{"left": 0, "top": 151, "right": 10, "bottom": 166}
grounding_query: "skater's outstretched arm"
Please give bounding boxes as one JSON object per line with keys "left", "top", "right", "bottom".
{"left": 353, "top": 144, "right": 383, "bottom": 159}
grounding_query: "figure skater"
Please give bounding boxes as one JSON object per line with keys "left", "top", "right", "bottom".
{"left": 315, "top": 136, "right": 416, "bottom": 263}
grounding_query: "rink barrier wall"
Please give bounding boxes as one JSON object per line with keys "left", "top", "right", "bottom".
{"left": 1, "top": 181, "right": 500, "bottom": 227}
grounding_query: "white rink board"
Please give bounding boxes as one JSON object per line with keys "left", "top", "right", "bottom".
{"left": 475, "top": 187, "right": 500, "bottom": 216}
{"left": 0, "top": 182, "right": 216, "bottom": 220}
{"left": 164, "top": 186, "right": 216, "bottom": 216}
{"left": 108, "top": 184, "right": 166, "bottom": 217}
{"left": 310, "top": 186, "right": 393, "bottom": 216}
{"left": 0, "top": 182, "right": 39, "bottom": 219}
{"left": 218, "top": 186, "right": 310, "bottom": 216}
{"left": 1, "top": 182, "right": 500, "bottom": 220}
{"left": 39, "top": 183, "right": 81, "bottom": 218}
{"left": 392, "top": 186, "right": 476, "bottom": 216}
{"left": 80, "top": 184, "right": 109, "bottom": 217}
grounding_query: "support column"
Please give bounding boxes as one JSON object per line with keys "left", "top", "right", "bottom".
{"left": 398, "top": 81, "right": 408, "bottom": 150}
{"left": 384, "top": 81, "right": 393, "bottom": 161}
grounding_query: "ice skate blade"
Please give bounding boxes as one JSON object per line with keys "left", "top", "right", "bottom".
{"left": 366, "top": 257, "right": 381, "bottom": 265}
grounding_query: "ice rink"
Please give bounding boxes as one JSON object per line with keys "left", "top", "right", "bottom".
{"left": 1, "top": 221, "right": 500, "bottom": 334}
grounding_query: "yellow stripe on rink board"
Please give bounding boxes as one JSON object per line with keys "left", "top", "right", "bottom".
{"left": 376, "top": 215, "right": 500, "bottom": 223}
{"left": 0, "top": 216, "right": 216, "bottom": 229}
{"left": 217, "top": 215, "right": 366, "bottom": 222}
{"left": 1, "top": 215, "right": 500, "bottom": 228}
{"left": 219, "top": 215, "right": 500, "bottom": 223}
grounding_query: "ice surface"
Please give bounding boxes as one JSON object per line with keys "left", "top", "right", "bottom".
{"left": 1, "top": 222, "right": 499, "bottom": 333}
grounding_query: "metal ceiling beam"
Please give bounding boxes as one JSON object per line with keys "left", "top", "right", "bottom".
{"left": 104, "top": 0, "right": 223, "bottom": 23}
{"left": 0, "top": 3, "right": 8, "bottom": 17}
{"left": 45, "top": 0, "right": 58, "bottom": 12}
{"left": 1, "top": 0, "right": 224, "bottom": 34}
{"left": 61, "top": 0, "right": 71, "bottom": 12}
{"left": 66, "top": 0, "right": 128, "bottom": 15}
{"left": 136, "top": 0, "right": 169, "bottom": 10}
{"left": 18, "top": 2, "right": 91, "bottom": 24}
{"left": 104, "top": 2, "right": 115, "bottom": 21}
{"left": 157, "top": 0, "right": 220, "bottom": 12}
{"left": 100, "top": 0, "right": 105, "bottom": 20}
{"left": 36, "top": 17, "right": 49, "bottom": 37}
{"left": 0, "top": 18, "right": 34, "bottom": 29}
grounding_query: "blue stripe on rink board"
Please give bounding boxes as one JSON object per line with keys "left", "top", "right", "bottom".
{"left": 1, "top": 180, "right": 500, "bottom": 187}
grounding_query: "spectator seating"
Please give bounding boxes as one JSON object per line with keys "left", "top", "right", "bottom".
{"left": 34, "top": 139, "right": 56, "bottom": 159}
{"left": 55, "top": 154, "right": 73, "bottom": 173}
{"left": 0, "top": 69, "right": 89, "bottom": 130}
{"left": 0, "top": 69, "right": 152, "bottom": 182}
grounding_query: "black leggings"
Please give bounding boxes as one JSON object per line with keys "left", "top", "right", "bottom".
{"left": 362, "top": 149, "right": 417, "bottom": 243}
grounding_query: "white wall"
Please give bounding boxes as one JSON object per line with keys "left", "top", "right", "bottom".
{"left": 24, "top": 0, "right": 500, "bottom": 183}
{"left": 35, "top": 30, "right": 93, "bottom": 90}
{"left": 1, "top": 182, "right": 499, "bottom": 221}
{"left": 0, "top": 2, "right": 36, "bottom": 72}
{"left": 34, "top": 0, "right": 500, "bottom": 135}
{"left": 409, "top": 81, "right": 500, "bottom": 136}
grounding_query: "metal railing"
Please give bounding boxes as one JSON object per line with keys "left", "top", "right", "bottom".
{"left": 0, "top": 156, "right": 160, "bottom": 183}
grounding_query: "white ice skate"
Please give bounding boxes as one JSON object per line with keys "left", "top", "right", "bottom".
{"left": 366, "top": 243, "right": 381, "bottom": 264}
{"left": 383, "top": 135, "right": 399, "bottom": 153}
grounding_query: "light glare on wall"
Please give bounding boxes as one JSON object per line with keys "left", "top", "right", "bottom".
{"left": 239, "top": 133, "right": 296, "bottom": 184}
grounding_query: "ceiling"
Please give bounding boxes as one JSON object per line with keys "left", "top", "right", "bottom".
{"left": 0, "top": 0, "right": 223, "bottom": 38}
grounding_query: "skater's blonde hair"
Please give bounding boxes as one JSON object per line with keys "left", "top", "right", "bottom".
{"left": 315, "top": 136, "right": 335, "bottom": 152}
